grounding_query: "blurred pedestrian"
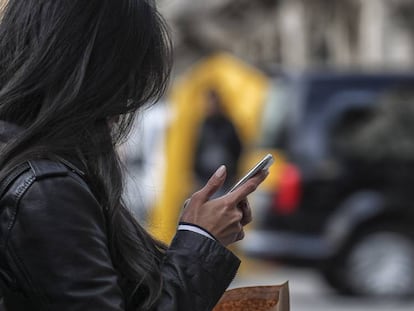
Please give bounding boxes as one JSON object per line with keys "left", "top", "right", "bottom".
{"left": 194, "top": 89, "right": 243, "bottom": 196}
{"left": 0, "top": 1, "right": 268, "bottom": 310}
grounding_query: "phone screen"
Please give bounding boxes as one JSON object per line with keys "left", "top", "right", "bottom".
{"left": 227, "top": 153, "right": 274, "bottom": 193}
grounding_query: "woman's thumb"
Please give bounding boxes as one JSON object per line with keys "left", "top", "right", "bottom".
{"left": 200, "top": 165, "right": 227, "bottom": 199}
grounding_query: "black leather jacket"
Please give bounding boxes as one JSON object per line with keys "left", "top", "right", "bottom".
{"left": 0, "top": 154, "right": 240, "bottom": 310}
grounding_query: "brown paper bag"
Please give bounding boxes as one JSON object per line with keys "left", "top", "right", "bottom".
{"left": 213, "top": 282, "right": 289, "bottom": 311}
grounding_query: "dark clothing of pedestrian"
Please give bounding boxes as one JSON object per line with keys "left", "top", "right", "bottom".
{"left": 194, "top": 114, "right": 243, "bottom": 193}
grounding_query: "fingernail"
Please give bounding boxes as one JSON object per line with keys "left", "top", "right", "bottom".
{"left": 183, "top": 199, "right": 190, "bottom": 209}
{"left": 215, "top": 165, "right": 226, "bottom": 178}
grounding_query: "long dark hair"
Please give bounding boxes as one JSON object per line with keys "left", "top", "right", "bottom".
{"left": 0, "top": 0, "right": 172, "bottom": 309}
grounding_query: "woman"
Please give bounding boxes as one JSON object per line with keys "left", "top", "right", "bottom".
{"left": 0, "top": 1, "right": 268, "bottom": 311}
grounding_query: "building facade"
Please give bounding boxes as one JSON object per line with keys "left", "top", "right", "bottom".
{"left": 159, "top": 0, "right": 414, "bottom": 72}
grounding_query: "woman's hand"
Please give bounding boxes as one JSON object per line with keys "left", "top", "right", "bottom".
{"left": 180, "top": 165, "right": 269, "bottom": 246}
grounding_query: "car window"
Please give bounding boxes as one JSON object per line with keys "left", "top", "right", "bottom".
{"left": 329, "top": 86, "right": 414, "bottom": 162}
{"left": 330, "top": 106, "right": 376, "bottom": 158}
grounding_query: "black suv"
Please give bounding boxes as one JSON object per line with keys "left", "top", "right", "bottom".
{"left": 241, "top": 70, "right": 414, "bottom": 298}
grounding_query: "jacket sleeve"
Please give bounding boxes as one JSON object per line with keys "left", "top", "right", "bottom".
{"left": 155, "top": 230, "right": 240, "bottom": 311}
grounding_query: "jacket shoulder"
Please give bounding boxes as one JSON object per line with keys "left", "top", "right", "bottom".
{"left": 28, "top": 159, "right": 70, "bottom": 179}
{"left": 0, "top": 158, "right": 89, "bottom": 206}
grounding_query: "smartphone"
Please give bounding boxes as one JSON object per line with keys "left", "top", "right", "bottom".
{"left": 227, "top": 153, "right": 274, "bottom": 193}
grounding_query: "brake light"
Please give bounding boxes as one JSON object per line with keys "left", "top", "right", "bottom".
{"left": 273, "top": 164, "right": 301, "bottom": 214}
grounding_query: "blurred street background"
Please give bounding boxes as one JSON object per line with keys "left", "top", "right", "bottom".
{"left": 120, "top": 0, "right": 414, "bottom": 309}
{"left": 232, "top": 263, "right": 414, "bottom": 311}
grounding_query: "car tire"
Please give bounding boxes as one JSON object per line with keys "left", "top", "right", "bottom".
{"left": 321, "top": 223, "right": 414, "bottom": 298}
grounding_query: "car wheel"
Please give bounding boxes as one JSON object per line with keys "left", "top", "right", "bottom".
{"left": 322, "top": 224, "right": 414, "bottom": 298}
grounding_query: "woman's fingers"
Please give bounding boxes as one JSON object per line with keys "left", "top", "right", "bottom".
{"left": 193, "top": 165, "right": 227, "bottom": 203}
{"left": 181, "top": 166, "right": 270, "bottom": 246}
{"left": 238, "top": 199, "right": 252, "bottom": 226}
{"left": 228, "top": 169, "right": 269, "bottom": 202}
{"left": 236, "top": 228, "right": 245, "bottom": 241}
